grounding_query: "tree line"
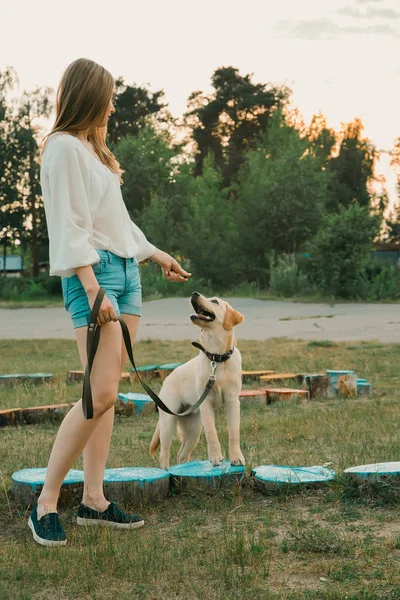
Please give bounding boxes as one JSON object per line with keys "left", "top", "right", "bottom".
{"left": 1, "top": 65, "right": 400, "bottom": 299}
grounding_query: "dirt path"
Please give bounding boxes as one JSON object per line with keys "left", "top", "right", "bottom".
{"left": 1, "top": 298, "right": 399, "bottom": 342}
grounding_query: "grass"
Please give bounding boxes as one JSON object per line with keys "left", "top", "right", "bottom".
{"left": 1, "top": 337, "right": 400, "bottom": 599}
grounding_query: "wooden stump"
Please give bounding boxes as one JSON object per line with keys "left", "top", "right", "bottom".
{"left": 129, "top": 364, "right": 160, "bottom": 383}
{"left": 344, "top": 462, "right": 400, "bottom": 483}
{"left": 260, "top": 373, "right": 298, "bottom": 384}
{"left": 304, "top": 374, "right": 335, "bottom": 399}
{"left": 169, "top": 460, "right": 245, "bottom": 492}
{"left": 10, "top": 468, "right": 84, "bottom": 507}
{"left": 66, "top": 370, "right": 84, "bottom": 384}
{"left": 116, "top": 393, "right": 157, "bottom": 416}
{"left": 0, "top": 374, "right": 28, "bottom": 387}
{"left": 103, "top": 467, "right": 170, "bottom": 505}
{"left": 239, "top": 389, "right": 267, "bottom": 406}
{"left": 25, "top": 373, "right": 53, "bottom": 385}
{"left": 357, "top": 382, "right": 373, "bottom": 397}
{"left": 67, "top": 370, "right": 131, "bottom": 384}
{"left": 158, "top": 363, "right": 185, "bottom": 382}
{"left": 242, "top": 370, "right": 275, "bottom": 383}
{"left": 262, "top": 387, "right": 310, "bottom": 404}
{"left": 0, "top": 408, "right": 22, "bottom": 427}
{"left": 252, "top": 464, "right": 336, "bottom": 493}
{"left": 20, "top": 403, "right": 72, "bottom": 425}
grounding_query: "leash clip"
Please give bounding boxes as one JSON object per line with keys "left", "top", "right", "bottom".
{"left": 209, "top": 360, "right": 217, "bottom": 381}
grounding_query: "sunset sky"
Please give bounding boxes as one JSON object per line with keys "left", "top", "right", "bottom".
{"left": 2, "top": 0, "right": 400, "bottom": 202}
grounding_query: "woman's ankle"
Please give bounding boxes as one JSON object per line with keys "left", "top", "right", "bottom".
{"left": 81, "top": 495, "right": 110, "bottom": 512}
{"left": 36, "top": 498, "right": 58, "bottom": 519}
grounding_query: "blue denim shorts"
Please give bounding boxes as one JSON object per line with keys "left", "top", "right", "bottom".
{"left": 61, "top": 249, "right": 142, "bottom": 329}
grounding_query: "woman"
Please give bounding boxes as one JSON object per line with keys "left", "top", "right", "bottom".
{"left": 28, "top": 58, "right": 191, "bottom": 547}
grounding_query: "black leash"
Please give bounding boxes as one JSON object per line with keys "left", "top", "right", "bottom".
{"left": 82, "top": 287, "right": 219, "bottom": 420}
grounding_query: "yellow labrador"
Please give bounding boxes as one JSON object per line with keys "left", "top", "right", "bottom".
{"left": 150, "top": 292, "right": 245, "bottom": 470}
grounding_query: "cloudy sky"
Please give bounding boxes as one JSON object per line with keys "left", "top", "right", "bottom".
{"left": 2, "top": 0, "right": 400, "bottom": 202}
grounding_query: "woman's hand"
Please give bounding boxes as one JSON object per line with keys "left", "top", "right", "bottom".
{"left": 86, "top": 289, "right": 119, "bottom": 326}
{"left": 149, "top": 249, "right": 192, "bottom": 282}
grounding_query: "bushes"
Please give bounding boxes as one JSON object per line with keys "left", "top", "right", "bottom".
{"left": 0, "top": 274, "right": 62, "bottom": 300}
{"left": 359, "top": 259, "right": 400, "bottom": 301}
{"left": 303, "top": 203, "right": 382, "bottom": 299}
{"left": 269, "top": 254, "right": 312, "bottom": 297}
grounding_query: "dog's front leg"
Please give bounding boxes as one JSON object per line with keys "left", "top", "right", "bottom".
{"left": 224, "top": 396, "right": 245, "bottom": 466}
{"left": 201, "top": 401, "right": 224, "bottom": 466}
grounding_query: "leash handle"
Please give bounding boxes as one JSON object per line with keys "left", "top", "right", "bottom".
{"left": 82, "top": 287, "right": 216, "bottom": 420}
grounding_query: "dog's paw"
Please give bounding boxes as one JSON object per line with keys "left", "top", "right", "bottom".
{"left": 209, "top": 454, "right": 224, "bottom": 467}
{"left": 230, "top": 452, "right": 246, "bottom": 467}
{"left": 159, "top": 456, "right": 170, "bottom": 471}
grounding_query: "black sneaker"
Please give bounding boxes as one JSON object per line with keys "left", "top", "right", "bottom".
{"left": 76, "top": 501, "right": 145, "bottom": 529}
{"left": 28, "top": 504, "right": 67, "bottom": 547}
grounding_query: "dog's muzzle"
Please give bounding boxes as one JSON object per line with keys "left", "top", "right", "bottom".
{"left": 190, "top": 292, "right": 215, "bottom": 323}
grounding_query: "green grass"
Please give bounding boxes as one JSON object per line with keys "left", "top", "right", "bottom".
{"left": 1, "top": 338, "right": 400, "bottom": 599}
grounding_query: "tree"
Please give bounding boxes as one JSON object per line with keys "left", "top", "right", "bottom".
{"left": 0, "top": 67, "right": 53, "bottom": 276}
{"left": 184, "top": 66, "right": 290, "bottom": 186}
{"left": 113, "top": 117, "right": 181, "bottom": 223}
{"left": 234, "top": 110, "right": 330, "bottom": 283}
{"left": 304, "top": 112, "right": 336, "bottom": 165}
{"left": 140, "top": 160, "right": 194, "bottom": 253}
{"left": 390, "top": 137, "right": 400, "bottom": 204}
{"left": 304, "top": 202, "right": 382, "bottom": 298}
{"left": 107, "top": 78, "right": 168, "bottom": 146}
{"left": 0, "top": 67, "right": 25, "bottom": 271}
{"left": 181, "top": 153, "right": 241, "bottom": 289}
{"left": 11, "top": 87, "right": 53, "bottom": 276}
{"left": 326, "top": 119, "right": 382, "bottom": 213}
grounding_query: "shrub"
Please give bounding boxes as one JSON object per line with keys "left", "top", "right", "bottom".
{"left": 304, "top": 202, "right": 381, "bottom": 299}
{"left": 269, "top": 253, "right": 311, "bottom": 297}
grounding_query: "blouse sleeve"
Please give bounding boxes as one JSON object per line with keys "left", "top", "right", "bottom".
{"left": 129, "top": 219, "right": 157, "bottom": 262}
{"left": 43, "top": 136, "right": 100, "bottom": 277}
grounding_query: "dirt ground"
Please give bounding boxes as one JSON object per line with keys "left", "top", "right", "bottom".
{"left": 1, "top": 298, "right": 399, "bottom": 342}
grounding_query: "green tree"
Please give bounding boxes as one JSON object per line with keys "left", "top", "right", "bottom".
{"left": 234, "top": 110, "right": 330, "bottom": 283}
{"left": 107, "top": 78, "right": 168, "bottom": 146}
{"left": 11, "top": 86, "right": 53, "bottom": 276}
{"left": 326, "top": 119, "right": 382, "bottom": 213}
{"left": 140, "top": 160, "right": 194, "bottom": 253}
{"left": 304, "top": 202, "right": 382, "bottom": 298}
{"left": 0, "top": 67, "right": 24, "bottom": 270}
{"left": 184, "top": 66, "right": 290, "bottom": 186}
{"left": 1, "top": 68, "right": 53, "bottom": 275}
{"left": 181, "top": 153, "right": 241, "bottom": 289}
{"left": 113, "top": 117, "right": 180, "bottom": 223}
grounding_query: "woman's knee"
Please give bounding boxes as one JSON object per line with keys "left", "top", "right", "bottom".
{"left": 92, "top": 386, "right": 118, "bottom": 416}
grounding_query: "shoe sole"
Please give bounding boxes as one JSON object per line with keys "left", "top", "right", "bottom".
{"left": 28, "top": 517, "right": 67, "bottom": 547}
{"left": 76, "top": 516, "right": 145, "bottom": 529}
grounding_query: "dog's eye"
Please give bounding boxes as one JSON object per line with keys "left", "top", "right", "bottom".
{"left": 211, "top": 299, "right": 219, "bottom": 305}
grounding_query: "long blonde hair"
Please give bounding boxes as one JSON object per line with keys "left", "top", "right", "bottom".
{"left": 39, "top": 58, "right": 124, "bottom": 184}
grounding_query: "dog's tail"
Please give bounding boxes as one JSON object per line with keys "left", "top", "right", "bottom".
{"left": 149, "top": 421, "right": 160, "bottom": 457}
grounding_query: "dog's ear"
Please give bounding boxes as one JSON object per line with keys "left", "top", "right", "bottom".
{"left": 223, "top": 304, "right": 245, "bottom": 330}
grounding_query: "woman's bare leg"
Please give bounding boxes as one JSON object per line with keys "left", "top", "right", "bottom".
{"left": 36, "top": 320, "right": 124, "bottom": 520}
{"left": 80, "top": 314, "right": 140, "bottom": 511}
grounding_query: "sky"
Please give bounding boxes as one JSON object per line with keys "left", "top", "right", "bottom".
{"left": 2, "top": 0, "right": 400, "bottom": 204}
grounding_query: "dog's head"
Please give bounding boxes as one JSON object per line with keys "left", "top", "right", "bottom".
{"left": 190, "top": 292, "right": 245, "bottom": 330}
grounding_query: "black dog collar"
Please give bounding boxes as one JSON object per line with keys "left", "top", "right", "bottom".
{"left": 192, "top": 342, "right": 234, "bottom": 363}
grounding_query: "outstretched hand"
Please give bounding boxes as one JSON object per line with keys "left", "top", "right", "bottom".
{"left": 149, "top": 249, "right": 192, "bottom": 282}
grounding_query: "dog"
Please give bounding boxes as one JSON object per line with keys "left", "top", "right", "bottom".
{"left": 149, "top": 292, "right": 245, "bottom": 470}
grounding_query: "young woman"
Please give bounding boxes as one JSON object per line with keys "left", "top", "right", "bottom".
{"left": 28, "top": 58, "right": 191, "bottom": 547}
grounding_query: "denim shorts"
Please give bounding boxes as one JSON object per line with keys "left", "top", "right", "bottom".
{"left": 61, "top": 249, "right": 142, "bottom": 329}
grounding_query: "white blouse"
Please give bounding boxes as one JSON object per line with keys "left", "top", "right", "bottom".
{"left": 40, "top": 132, "right": 157, "bottom": 277}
